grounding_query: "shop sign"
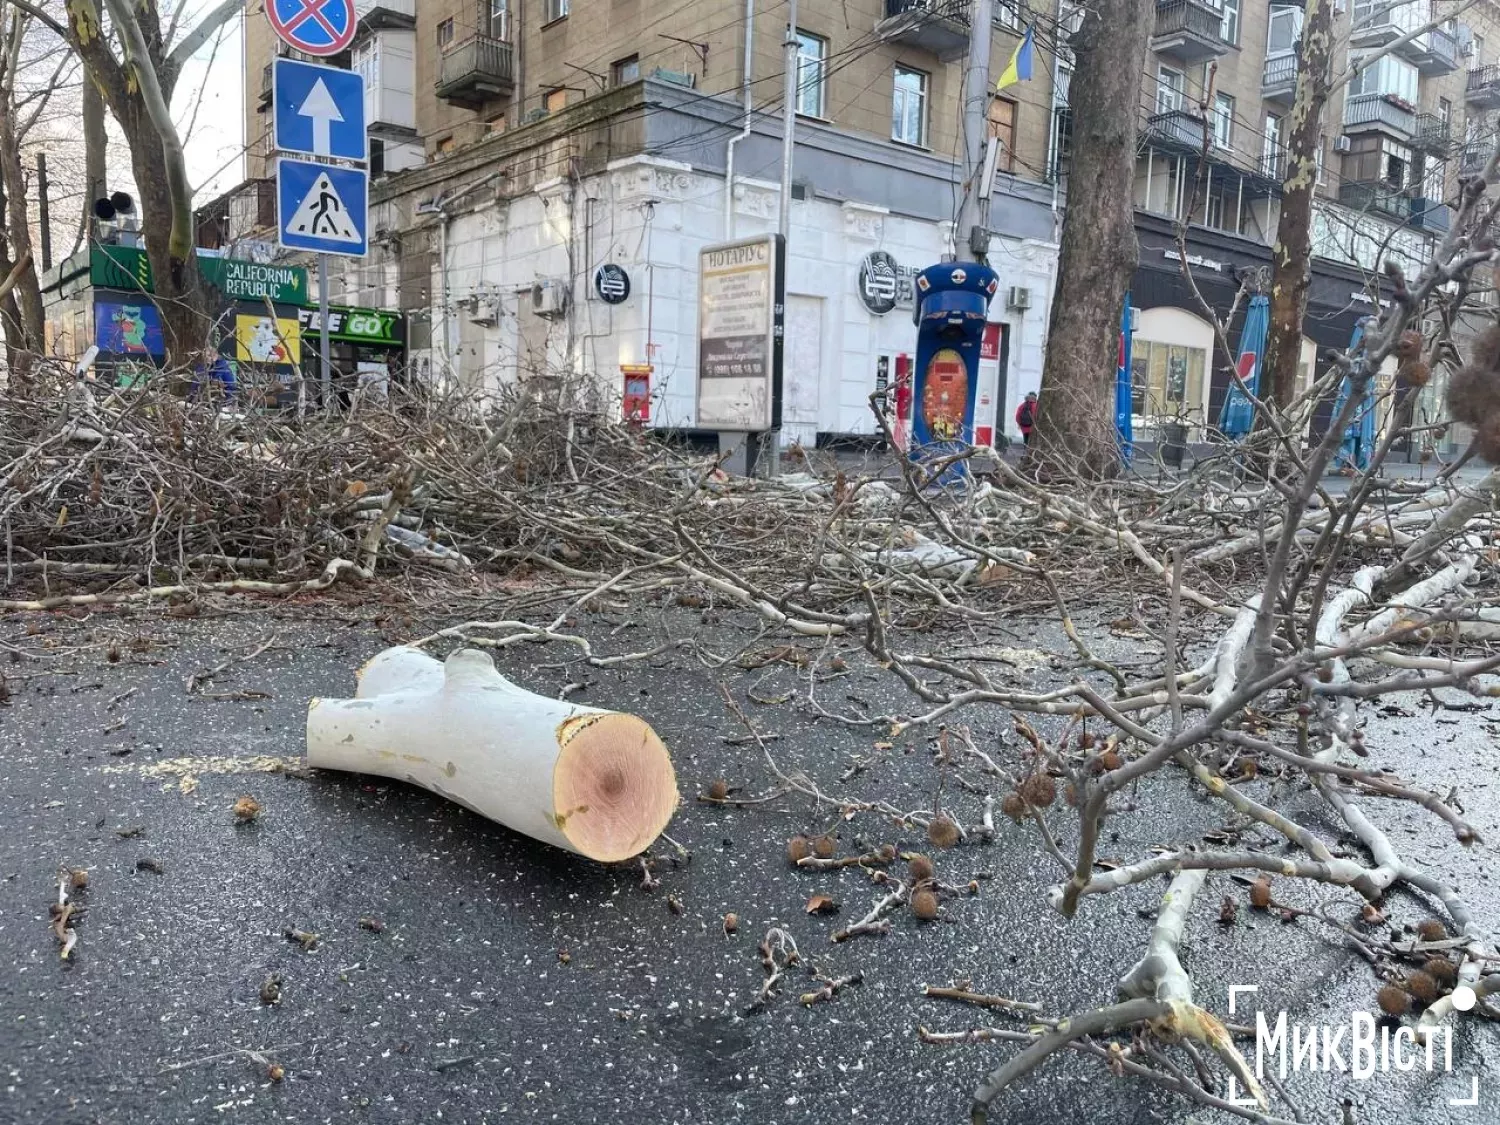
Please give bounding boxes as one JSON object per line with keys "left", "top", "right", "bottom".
{"left": 595, "top": 263, "right": 631, "bottom": 304}
{"left": 90, "top": 245, "right": 309, "bottom": 303}
{"left": 697, "top": 235, "right": 785, "bottom": 432}
{"left": 858, "top": 250, "right": 921, "bottom": 314}
{"left": 296, "top": 305, "right": 403, "bottom": 345}
{"left": 1163, "top": 249, "right": 1224, "bottom": 272}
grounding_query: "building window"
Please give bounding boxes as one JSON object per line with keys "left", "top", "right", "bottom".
{"left": 1348, "top": 54, "right": 1418, "bottom": 106}
{"left": 1130, "top": 340, "right": 1207, "bottom": 422}
{"left": 1212, "top": 92, "right": 1234, "bottom": 149}
{"left": 612, "top": 55, "right": 640, "bottom": 86}
{"left": 988, "top": 97, "right": 1016, "bottom": 173}
{"left": 995, "top": 1, "right": 1020, "bottom": 29}
{"left": 1439, "top": 96, "right": 1452, "bottom": 131}
{"left": 1156, "top": 66, "right": 1183, "bottom": 114}
{"left": 1263, "top": 113, "right": 1282, "bottom": 177}
{"left": 436, "top": 135, "right": 455, "bottom": 155}
{"left": 1475, "top": 33, "right": 1486, "bottom": 65}
{"left": 795, "top": 31, "right": 827, "bottom": 117}
{"left": 1267, "top": 6, "right": 1302, "bottom": 55}
{"left": 488, "top": 0, "right": 509, "bottom": 40}
{"left": 544, "top": 88, "right": 568, "bottom": 112}
{"left": 437, "top": 18, "right": 454, "bottom": 48}
{"left": 892, "top": 65, "right": 927, "bottom": 146}
{"left": 544, "top": 0, "right": 569, "bottom": 24}
{"left": 1220, "top": 0, "right": 1239, "bottom": 44}
{"left": 1315, "top": 133, "right": 1326, "bottom": 185}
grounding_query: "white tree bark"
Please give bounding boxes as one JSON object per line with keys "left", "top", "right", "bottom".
{"left": 307, "top": 647, "right": 679, "bottom": 862}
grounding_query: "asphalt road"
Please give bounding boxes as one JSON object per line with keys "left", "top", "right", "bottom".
{"left": 1, "top": 599, "right": 1496, "bottom": 1125}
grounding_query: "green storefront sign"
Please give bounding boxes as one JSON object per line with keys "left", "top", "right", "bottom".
{"left": 296, "top": 306, "right": 404, "bottom": 346}
{"left": 91, "top": 245, "right": 309, "bottom": 303}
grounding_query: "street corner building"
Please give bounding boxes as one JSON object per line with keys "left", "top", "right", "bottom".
{"left": 223, "top": 0, "right": 1063, "bottom": 448}
{"left": 1119, "top": 0, "right": 1500, "bottom": 458}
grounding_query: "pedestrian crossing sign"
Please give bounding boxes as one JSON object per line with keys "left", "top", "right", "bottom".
{"left": 276, "top": 157, "right": 369, "bottom": 257}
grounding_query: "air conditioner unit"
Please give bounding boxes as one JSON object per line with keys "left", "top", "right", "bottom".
{"left": 1006, "top": 286, "right": 1032, "bottom": 311}
{"left": 532, "top": 279, "right": 569, "bottom": 319}
{"left": 467, "top": 296, "right": 501, "bottom": 327}
{"left": 1457, "top": 25, "right": 1475, "bottom": 56}
{"left": 1333, "top": 134, "right": 1352, "bottom": 153}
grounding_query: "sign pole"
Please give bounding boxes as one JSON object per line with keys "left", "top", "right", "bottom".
{"left": 318, "top": 253, "right": 333, "bottom": 410}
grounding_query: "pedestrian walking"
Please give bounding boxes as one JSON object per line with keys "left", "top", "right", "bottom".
{"left": 1016, "top": 391, "right": 1038, "bottom": 446}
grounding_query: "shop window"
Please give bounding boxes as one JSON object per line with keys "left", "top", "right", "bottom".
{"left": 1130, "top": 339, "right": 1207, "bottom": 422}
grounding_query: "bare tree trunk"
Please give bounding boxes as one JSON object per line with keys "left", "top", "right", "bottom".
{"left": 76, "top": 71, "right": 106, "bottom": 253}
{"left": 1029, "top": 0, "right": 1153, "bottom": 480}
{"left": 1264, "top": 0, "right": 1336, "bottom": 408}
{"left": 65, "top": 0, "right": 210, "bottom": 369}
{"left": 0, "top": 11, "right": 41, "bottom": 379}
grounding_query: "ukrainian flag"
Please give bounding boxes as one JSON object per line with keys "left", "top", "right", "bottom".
{"left": 996, "top": 27, "right": 1034, "bottom": 90}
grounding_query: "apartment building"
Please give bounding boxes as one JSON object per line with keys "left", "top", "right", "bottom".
{"left": 1107, "top": 0, "right": 1500, "bottom": 449}
{"left": 238, "top": 0, "right": 1066, "bottom": 445}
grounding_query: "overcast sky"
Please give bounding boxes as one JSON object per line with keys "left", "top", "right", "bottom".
{"left": 176, "top": 5, "right": 246, "bottom": 205}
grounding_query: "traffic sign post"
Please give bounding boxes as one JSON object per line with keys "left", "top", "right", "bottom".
{"left": 277, "top": 159, "right": 369, "bottom": 256}
{"left": 274, "top": 58, "right": 367, "bottom": 161}
{"left": 269, "top": 0, "right": 364, "bottom": 415}
{"left": 267, "top": 0, "right": 358, "bottom": 56}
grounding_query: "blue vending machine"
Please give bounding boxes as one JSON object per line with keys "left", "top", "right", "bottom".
{"left": 910, "top": 262, "right": 999, "bottom": 474}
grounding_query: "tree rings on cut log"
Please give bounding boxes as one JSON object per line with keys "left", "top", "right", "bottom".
{"left": 553, "top": 712, "right": 678, "bottom": 863}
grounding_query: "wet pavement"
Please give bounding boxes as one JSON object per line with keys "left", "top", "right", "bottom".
{"left": 1, "top": 599, "right": 1496, "bottom": 1124}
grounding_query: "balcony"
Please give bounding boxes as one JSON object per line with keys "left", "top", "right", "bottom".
{"left": 1412, "top": 113, "right": 1456, "bottom": 153}
{"left": 1150, "top": 0, "right": 1230, "bottom": 62}
{"left": 1460, "top": 143, "right": 1490, "bottom": 176}
{"left": 1339, "top": 180, "right": 1413, "bottom": 221}
{"left": 353, "top": 0, "right": 415, "bottom": 30}
{"left": 1467, "top": 65, "right": 1500, "bottom": 108}
{"left": 1144, "top": 108, "right": 1207, "bottom": 151}
{"left": 436, "top": 34, "right": 515, "bottom": 107}
{"left": 875, "top": 0, "right": 970, "bottom": 61}
{"left": 1262, "top": 53, "right": 1297, "bottom": 104}
{"left": 1409, "top": 197, "right": 1451, "bottom": 233}
{"left": 1410, "top": 26, "right": 1460, "bottom": 75}
{"left": 1351, "top": 14, "right": 1459, "bottom": 75}
{"left": 1342, "top": 93, "right": 1415, "bottom": 138}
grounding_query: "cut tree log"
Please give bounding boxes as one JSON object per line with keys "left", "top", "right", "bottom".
{"left": 306, "top": 647, "right": 679, "bottom": 862}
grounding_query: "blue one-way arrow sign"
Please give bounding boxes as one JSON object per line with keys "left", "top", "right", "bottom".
{"left": 274, "top": 57, "right": 366, "bottom": 161}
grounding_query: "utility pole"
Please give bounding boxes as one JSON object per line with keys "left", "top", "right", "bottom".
{"left": 955, "top": 0, "right": 995, "bottom": 263}
{"left": 761, "top": 0, "right": 796, "bottom": 478}
{"left": 36, "top": 154, "right": 51, "bottom": 271}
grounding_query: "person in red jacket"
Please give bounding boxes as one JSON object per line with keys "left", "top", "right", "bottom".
{"left": 1016, "top": 391, "right": 1038, "bottom": 445}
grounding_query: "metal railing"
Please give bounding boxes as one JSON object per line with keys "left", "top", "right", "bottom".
{"left": 1145, "top": 109, "right": 1207, "bottom": 150}
{"left": 1413, "top": 113, "right": 1453, "bottom": 150}
{"left": 1339, "top": 180, "right": 1413, "bottom": 221}
{"left": 883, "top": 0, "right": 969, "bottom": 20}
{"left": 1343, "top": 93, "right": 1415, "bottom": 135}
{"left": 1467, "top": 65, "right": 1500, "bottom": 99}
{"left": 1152, "top": 0, "right": 1226, "bottom": 44}
{"left": 1262, "top": 53, "right": 1297, "bottom": 90}
{"left": 437, "top": 34, "right": 516, "bottom": 98}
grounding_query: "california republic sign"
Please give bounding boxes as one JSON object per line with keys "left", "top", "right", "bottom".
{"left": 858, "top": 251, "right": 918, "bottom": 315}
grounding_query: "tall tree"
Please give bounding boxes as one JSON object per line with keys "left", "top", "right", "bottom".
{"left": 0, "top": 4, "right": 48, "bottom": 375}
{"left": 1262, "top": 0, "right": 1335, "bottom": 409}
{"left": 1029, "top": 0, "right": 1154, "bottom": 479}
{"left": 24, "top": 0, "right": 245, "bottom": 368}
